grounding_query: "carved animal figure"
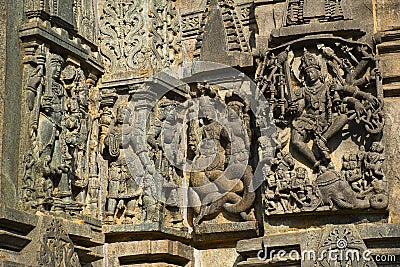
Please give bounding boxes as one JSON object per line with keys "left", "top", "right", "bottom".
{"left": 316, "top": 170, "right": 370, "bottom": 209}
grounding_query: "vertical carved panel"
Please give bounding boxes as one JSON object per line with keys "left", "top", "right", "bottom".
{"left": 99, "top": 0, "right": 146, "bottom": 76}
{"left": 149, "top": 0, "right": 182, "bottom": 68}
{"left": 99, "top": 0, "right": 181, "bottom": 81}
{"left": 148, "top": 0, "right": 166, "bottom": 69}
{"left": 75, "top": 0, "right": 97, "bottom": 43}
{"left": 19, "top": 48, "right": 100, "bottom": 218}
{"left": 39, "top": 219, "right": 81, "bottom": 267}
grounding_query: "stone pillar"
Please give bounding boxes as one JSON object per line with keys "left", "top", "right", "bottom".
{"left": 132, "top": 89, "right": 163, "bottom": 203}
{"left": 0, "top": 0, "right": 24, "bottom": 207}
{"left": 375, "top": 0, "right": 400, "bottom": 223}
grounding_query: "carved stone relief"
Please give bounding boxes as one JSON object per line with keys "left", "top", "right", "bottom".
{"left": 101, "top": 102, "right": 144, "bottom": 224}
{"left": 15, "top": 0, "right": 392, "bottom": 250}
{"left": 95, "top": 73, "right": 262, "bottom": 236}
{"left": 38, "top": 219, "right": 81, "bottom": 267}
{"left": 98, "top": 90, "right": 188, "bottom": 228}
{"left": 149, "top": 0, "right": 181, "bottom": 69}
{"left": 99, "top": 0, "right": 181, "bottom": 81}
{"left": 192, "top": 0, "right": 251, "bottom": 65}
{"left": 147, "top": 97, "right": 185, "bottom": 227}
{"left": 284, "top": 0, "right": 347, "bottom": 26}
{"left": 75, "top": 0, "right": 97, "bottom": 43}
{"left": 256, "top": 39, "right": 388, "bottom": 216}
{"left": 316, "top": 225, "right": 376, "bottom": 267}
{"left": 20, "top": 48, "right": 100, "bottom": 218}
{"left": 5, "top": 0, "right": 400, "bottom": 266}
{"left": 99, "top": 0, "right": 146, "bottom": 74}
{"left": 25, "top": 0, "right": 76, "bottom": 30}
{"left": 181, "top": 11, "right": 203, "bottom": 39}
{"left": 187, "top": 94, "right": 257, "bottom": 231}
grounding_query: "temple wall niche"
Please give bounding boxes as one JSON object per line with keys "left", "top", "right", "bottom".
{"left": 249, "top": 0, "right": 389, "bottom": 238}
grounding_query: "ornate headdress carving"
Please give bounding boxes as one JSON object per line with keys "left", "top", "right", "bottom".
{"left": 227, "top": 100, "right": 244, "bottom": 115}
{"left": 301, "top": 49, "right": 321, "bottom": 71}
{"left": 50, "top": 54, "right": 64, "bottom": 66}
{"left": 116, "top": 101, "right": 131, "bottom": 115}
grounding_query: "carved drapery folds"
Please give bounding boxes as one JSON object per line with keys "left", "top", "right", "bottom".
{"left": 256, "top": 39, "right": 388, "bottom": 216}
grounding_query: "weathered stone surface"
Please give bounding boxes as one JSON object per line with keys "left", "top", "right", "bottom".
{"left": 0, "top": 0, "right": 6, "bottom": 205}
{"left": 0, "top": 0, "right": 400, "bottom": 266}
{"left": 1, "top": 0, "right": 24, "bottom": 209}
{"left": 237, "top": 223, "right": 400, "bottom": 266}
{"left": 376, "top": 0, "right": 400, "bottom": 32}
{"left": 195, "top": 248, "right": 239, "bottom": 267}
{"left": 105, "top": 240, "right": 194, "bottom": 267}
{"left": 383, "top": 98, "right": 400, "bottom": 223}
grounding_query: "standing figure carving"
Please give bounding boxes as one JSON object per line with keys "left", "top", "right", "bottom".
{"left": 147, "top": 98, "right": 184, "bottom": 226}
{"left": 103, "top": 103, "right": 142, "bottom": 224}
{"left": 26, "top": 54, "right": 70, "bottom": 212}
{"left": 22, "top": 51, "right": 97, "bottom": 216}
{"left": 290, "top": 49, "right": 381, "bottom": 171}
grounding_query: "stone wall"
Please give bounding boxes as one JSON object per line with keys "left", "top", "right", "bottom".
{"left": 0, "top": 0, "right": 399, "bottom": 266}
